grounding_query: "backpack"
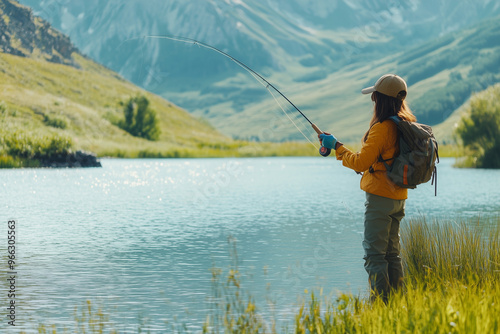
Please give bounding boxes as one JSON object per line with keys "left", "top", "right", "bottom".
{"left": 379, "top": 116, "right": 439, "bottom": 195}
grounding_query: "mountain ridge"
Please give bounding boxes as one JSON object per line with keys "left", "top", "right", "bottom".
{"left": 14, "top": 0, "right": 500, "bottom": 143}
{"left": 20, "top": 0, "right": 500, "bottom": 80}
{"left": 0, "top": 0, "right": 80, "bottom": 67}
{"left": 2, "top": 0, "right": 314, "bottom": 163}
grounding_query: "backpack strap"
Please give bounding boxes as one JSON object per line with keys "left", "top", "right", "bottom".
{"left": 431, "top": 166, "right": 437, "bottom": 196}
{"left": 430, "top": 140, "right": 439, "bottom": 196}
{"left": 378, "top": 156, "right": 395, "bottom": 171}
{"left": 388, "top": 115, "right": 402, "bottom": 124}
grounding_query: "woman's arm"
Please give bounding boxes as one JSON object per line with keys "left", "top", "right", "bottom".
{"left": 335, "top": 122, "right": 387, "bottom": 173}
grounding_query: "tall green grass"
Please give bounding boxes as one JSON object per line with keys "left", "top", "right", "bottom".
{"left": 0, "top": 130, "right": 73, "bottom": 167}
{"left": 21, "top": 218, "right": 500, "bottom": 333}
{"left": 293, "top": 218, "right": 500, "bottom": 334}
{"left": 402, "top": 218, "right": 500, "bottom": 284}
{"left": 202, "top": 237, "right": 267, "bottom": 334}
{"left": 36, "top": 301, "right": 116, "bottom": 334}
{"left": 199, "top": 219, "right": 500, "bottom": 333}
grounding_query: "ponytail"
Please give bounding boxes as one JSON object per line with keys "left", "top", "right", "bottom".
{"left": 363, "top": 91, "right": 416, "bottom": 142}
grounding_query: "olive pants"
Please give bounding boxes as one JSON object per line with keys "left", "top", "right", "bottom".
{"left": 363, "top": 192, "right": 405, "bottom": 302}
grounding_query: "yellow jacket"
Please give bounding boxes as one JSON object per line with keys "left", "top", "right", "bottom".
{"left": 335, "top": 120, "right": 407, "bottom": 200}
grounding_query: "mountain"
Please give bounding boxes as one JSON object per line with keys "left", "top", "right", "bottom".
{"left": 18, "top": 0, "right": 500, "bottom": 79}
{"left": 395, "top": 16, "right": 500, "bottom": 126}
{"left": 16, "top": 0, "right": 500, "bottom": 142}
{"left": 2, "top": 0, "right": 309, "bottom": 163}
{"left": 0, "top": 0, "right": 78, "bottom": 66}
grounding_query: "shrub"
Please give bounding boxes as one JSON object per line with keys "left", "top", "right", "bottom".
{"left": 2, "top": 131, "right": 73, "bottom": 160}
{"left": 456, "top": 84, "right": 500, "bottom": 168}
{"left": 0, "top": 101, "right": 7, "bottom": 114}
{"left": 43, "top": 114, "right": 68, "bottom": 129}
{"left": 0, "top": 155, "right": 21, "bottom": 168}
{"left": 119, "top": 95, "right": 161, "bottom": 141}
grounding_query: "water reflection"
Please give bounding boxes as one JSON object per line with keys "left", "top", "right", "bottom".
{"left": 0, "top": 157, "right": 498, "bottom": 331}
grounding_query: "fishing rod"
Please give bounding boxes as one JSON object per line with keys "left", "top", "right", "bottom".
{"left": 139, "top": 34, "right": 332, "bottom": 157}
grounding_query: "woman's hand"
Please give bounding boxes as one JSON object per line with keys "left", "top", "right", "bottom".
{"left": 319, "top": 133, "right": 337, "bottom": 150}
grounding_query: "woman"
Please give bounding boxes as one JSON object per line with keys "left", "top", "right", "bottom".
{"left": 319, "top": 74, "right": 416, "bottom": 302}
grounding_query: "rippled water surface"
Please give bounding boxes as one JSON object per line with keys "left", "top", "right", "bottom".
{"left": 0, "top": 157, "right": 498, "bottom": 332}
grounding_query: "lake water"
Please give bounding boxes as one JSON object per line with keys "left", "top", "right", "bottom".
{"left": 0, "top": 157, "right": 499, "bottom": 332}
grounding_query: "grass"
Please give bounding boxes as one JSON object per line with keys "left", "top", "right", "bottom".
{"left": 25, "top": 217, "right": 500, "bottom": 333}
{"left": 0, "top": 129, "right": 74, "bottom": 167}
{"left": 0, "top": 50, "right": 210, "bottom": 157}
{"left": 202, "top": 218, "right": 500, "bottom": 334}
{"left": 436, "top": 143, "right": 464, "bottom": 158}
{"left": 36, "top": 301, "right": 116, "bottom": 334}
{"left": 291, "top": 218, "right": 500, "bottom": 334}
{"left": 294, "top": 279, "right": 499, "bottom": 333}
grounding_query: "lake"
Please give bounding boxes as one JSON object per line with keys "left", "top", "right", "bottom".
{"left": 1, "top": 157, "right": 499, "bottom": 332}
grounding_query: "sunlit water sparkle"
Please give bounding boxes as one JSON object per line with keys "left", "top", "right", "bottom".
{"left": 0, "top": 157, "right": 498, "bottom": 332}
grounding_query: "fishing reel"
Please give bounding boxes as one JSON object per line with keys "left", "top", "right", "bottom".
{"left": 319, "top": 146, "right": 331, "bottom": 157}
{"left": 312, "top": 124, "right": 332, "bottom": 157}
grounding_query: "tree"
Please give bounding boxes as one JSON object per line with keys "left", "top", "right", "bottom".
{"left": 120, "top": 95, "right": 161, "bottom": 141}
{"left": 456, "top": 85, "right": 500, "bottom": 168}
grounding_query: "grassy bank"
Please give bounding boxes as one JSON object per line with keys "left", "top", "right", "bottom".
{"left": 0, "top": 130, "right": 73, "bottom": 168}
{"left": 0, "top": 128, "right": 318, "bottom": 167}
{"left": 29, "top": 217, "right": 499, "bottom": 333}
{"left": 0, "top": 132, "right": 461, "bottom": 167}
{"left": 0, "top": 50, "right": 231, "bottom": 154}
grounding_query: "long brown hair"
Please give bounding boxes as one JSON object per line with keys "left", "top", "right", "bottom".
{"left": 363, "top": 91, "right": 416, "bottom": 142}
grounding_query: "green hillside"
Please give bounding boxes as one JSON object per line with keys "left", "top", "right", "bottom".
{"left": 0, "top": 51, "right": 220, "bottom": 156}
{"left": 397, "top": 16, "right": 500, "bottom": 126}
{"left": 300, "top": 15, "right": 500, "bottom": 142}
{"left": 0, "top": 0, "right": 317, "bottom": 164}
{"left": 175, "top": 15, "right": 500, "bottom": 145}
{"left": 0, "top": 51, "right": 315, "bottom": 163}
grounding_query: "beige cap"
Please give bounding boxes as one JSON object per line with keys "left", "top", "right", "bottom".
{"left": 361, "top": 74, "right": 407, "bottom": 100}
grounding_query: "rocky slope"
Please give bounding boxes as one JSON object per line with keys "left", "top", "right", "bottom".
{"left": 0, "top": 0, "right": 79, "bottom": 66}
